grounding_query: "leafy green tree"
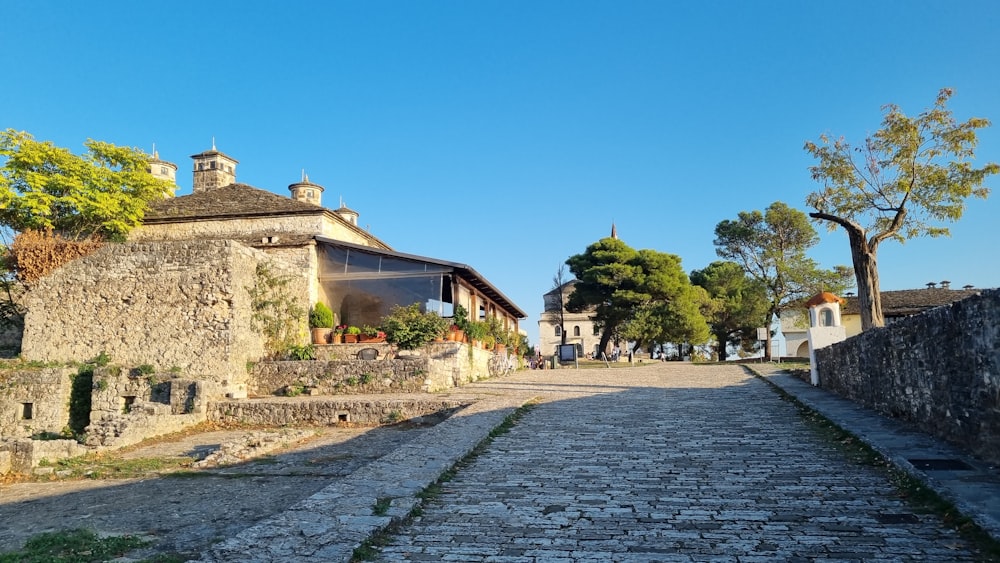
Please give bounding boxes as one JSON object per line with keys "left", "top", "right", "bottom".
{"left": 690, "top": 261, "right": 770, "bottom": 361}
{"left": 566, "top": 238, "right": 708, "bottom": 355}
{"left": 0, "top": 129, "right": 173, "bottom": 241}
{"left": 805, "top": 89, "right": 998, "bottom": 330}
{"left": 714, "top": 201, "right": 853, "bottom": 360}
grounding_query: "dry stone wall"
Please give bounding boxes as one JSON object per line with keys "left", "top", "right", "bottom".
{"left": 815, "top": 288, "right": 1000, "bottom": 464}
{"left": 0, "top": 367, "right": 75, "bottom": 438}
{"left": 250, "top": 342, "right": 495, "bottom": 397}
{"left": 20, "top": 240, "right": 308, "bottom": 396}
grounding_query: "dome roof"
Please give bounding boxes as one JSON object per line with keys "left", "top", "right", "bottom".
{"left": 805, "top": 292, "right": 844, "bottom": 308}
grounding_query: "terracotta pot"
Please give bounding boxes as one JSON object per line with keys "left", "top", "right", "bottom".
{"left": 360, "top": 335, "right": 386, "bottom": 343}
{"left": 311, "top": 328, "right": 332, "bottom": 345}
{"left": 344, "top": 334, "right": 359, "bottom": 343}
{"left": 449, "top": 329, "right": 466, "bottom": 342}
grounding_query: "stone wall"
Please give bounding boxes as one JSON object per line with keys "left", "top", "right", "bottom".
{"left": 249, "top": 342, "right": 495, "bottom": 396}
{"left": 84, "top": 366, "right": 212, "bottom": 449}
{"left": 208, "top": 398, "right": 467, "bottom": 426}
{"left": 0, "top": 367, "right": 76, "bottom": 438}
{"left": 815, "top": 288, "right": 1000, "bottom": 464}
{"left": 20, "top": 240, "right": 308, "bottom": 396}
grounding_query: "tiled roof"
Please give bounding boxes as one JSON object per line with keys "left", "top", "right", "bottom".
{"left": 144, "top": 183, "right": 322, "bottom": 222}
{"left": 842, "top": 288, "right": 983, "bottom": 317}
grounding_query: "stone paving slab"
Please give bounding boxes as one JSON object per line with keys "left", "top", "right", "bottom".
{"left": 374, "top": 364, "right": 983, "bottom": 562}
{"left": 754, "top": 364, "right": 1000, "bottom": 541}
{"left": 197, "top": 363, "right": 997, "bottom": 561}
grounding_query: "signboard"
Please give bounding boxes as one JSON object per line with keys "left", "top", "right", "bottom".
{"left": 558, "top": 344, "right": 577, "bottom": 362}
{"left": 756, "top": 327, "right": 768, "bottom": 341}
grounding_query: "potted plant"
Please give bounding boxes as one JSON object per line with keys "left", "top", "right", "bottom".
{"left": 449, "top": 304, "right": 469, "bottom": 342}
{"left": 360, "top": 325, "right": 386, "bottom": 342}
{"left": 344, "top": 325, "right": 362, "bottom": 343}
{"left": 465, "top": 320, "right": 488, "bottom": 348}
{"left": 308, "top": 302, "right": 335, "bottom": 344}
{"left": 381, "top": 303, "right": 451, "bottom": 351}
{"left": 332, "top": 324, "right": 346, "bottom": 343}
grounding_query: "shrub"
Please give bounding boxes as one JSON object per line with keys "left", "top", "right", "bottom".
{"left": 380, "top": 303, "right": 450, "bottom": 350}
{"left": 308, "top": 302, "right": 335, "bottom": 329}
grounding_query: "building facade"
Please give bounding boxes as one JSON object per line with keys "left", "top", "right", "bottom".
{"left": 537, "top": 280, "right": 602, "bottom": 360}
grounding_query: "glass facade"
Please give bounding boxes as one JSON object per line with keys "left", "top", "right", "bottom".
{"left": 318, "top": 244, "right": 450, "bottom": 328}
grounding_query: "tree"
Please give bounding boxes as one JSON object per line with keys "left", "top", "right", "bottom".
{"left": 691, "top": 261, "right": 770, "bottom": 361}
{"left": 0, "top": 130, "right": 173, "bottom": 332}
{"left": 552, "top": 264, "right": 569, "bottom": 346}
{"left": 0, "top": 129, "right": 174, "bottom": 241}
{"left": 714, "top": 201, "right": 853, "bottom": 359}
{"left": 566, "top": 238, "right": 708, "bottom": 356}
{"left": 805, "top": 89, "right": 998, "bottom": 330}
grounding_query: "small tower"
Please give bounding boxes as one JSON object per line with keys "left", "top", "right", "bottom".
{"left": 148, "top": 145, "right": 178, "bottom": 187}
{"left": 288, "top": 171, "right": 324, "bottom": 207}
{"left": 191, "top": 140, "right": 238, "bottom": 193}
{"left": 333, "top": 198, "right": 359, "bottom": 226}
{"left": 805, "top": 292, "right": 847, "bottom": 386}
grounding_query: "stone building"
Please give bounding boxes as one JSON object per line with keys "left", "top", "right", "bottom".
{"left": 537, "top": 280, "right": 602, "bottom": 360}
{"left": 19, "top": 145, "right": 526, "bottom": 392}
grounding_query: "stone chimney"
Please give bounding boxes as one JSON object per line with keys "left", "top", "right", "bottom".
{"left": 191, "top": 141, "right": 238, "bottom": 193}
{"left": 940, "top": 280, "right": 951, "bottom": 289}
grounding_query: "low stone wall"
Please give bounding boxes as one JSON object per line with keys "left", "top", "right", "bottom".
{"left": 0, "top": 367, "right": 76, "bottom": 438}
{"left": 85, "top": 366, "right": 212, "bottom": 449}
{"left": 0, "top": 437, "right": 90, "bottom": 474}
{"left": 815, "top": 288, "right": 1000, "bottom": 464}
{"left": 250, "top": 342, "right": 496, "bottom": 396}
{"left": 208, "top": 397, "right": 468, "bottom": 426}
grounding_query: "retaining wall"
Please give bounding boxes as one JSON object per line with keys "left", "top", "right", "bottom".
{"left": 815, "top": 288, "right": 1000, "bottom": 464}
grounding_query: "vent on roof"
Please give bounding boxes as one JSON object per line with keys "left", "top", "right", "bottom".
{"left": 926, "top": 282, "right": 937, "bottom": 289}
{"left": 963, "top": 284, "right": 975, "bottom": 290}
{"left": 940, "top": 280, "right": 951, "bottom": 289}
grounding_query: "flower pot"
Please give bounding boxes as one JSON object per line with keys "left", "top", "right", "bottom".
{"left": 344, "top": 334, "right": 359, "bottom": 343}
{"left": 448, "top": 330, "right": 465, "bottom": 342}
{"left": 311, "top": 328, "right": 332, "bottom": 345}
{"left": 360, "top": 335, "right": 386, "bottom": 343}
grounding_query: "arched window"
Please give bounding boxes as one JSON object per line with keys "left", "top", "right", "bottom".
{"left": 820, "top": 308, "right": 833, "bottom": 327}
{"left": 554, "top": 326, "right": 562, "bottom": 337}
{"left": 573, "top": 326, "right": 581, "bottom": 337}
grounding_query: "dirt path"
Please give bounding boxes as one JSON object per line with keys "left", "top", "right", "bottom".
{"left": 0, "top": 419, "right": 452, "bottom": 560}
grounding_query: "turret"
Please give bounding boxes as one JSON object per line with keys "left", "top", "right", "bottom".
{"left": 288, "top": 171, "right": 324, "bottom": 207}
{"left": 148, "top": 146, "right": 178, "bottom": 187}
{"left": 191, "top": 140, "right": 238, "bottom": 193}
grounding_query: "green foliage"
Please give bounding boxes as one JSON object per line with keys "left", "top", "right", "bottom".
{"left": 805, "top": 89, "right": 998, "bottom": 330}
{"left": 691, "top": 261, "right": 771, "bottom": 360}
{"left": 283, "top": 383, "right": 306, "bottom": 397}
{"left": 566, "top": 238, "right": 709, "bottom": 352}
{"left": 0, "top": 129, "right": 175, "bottom": 241}
{"left": 451, "top": 304, "right": 469, "bottom": 331}
{"left": 67, "top": 365, "right": 93, "bottom": 438}
{"left": 91, "top": 352, "right": 111, "bottom": 367}
{"left": 380, "top": 303, "right": 450, "bottom": 350}
{"left": 284, "top": 344, "right": 316, "bottom": 361}
{"left": 713, "top": 201, "right": 854, "bottom": 355}
{"left": 0, "top": 528, "right": 149, "bottom": 562}
{"left": 464, "top": 320, "right": 488, "bottom": 342}
{"left": 345, "top": 325, "right": 362, "bottom": 336}
{"left": 308, "top": 302, "right": 334, "bottom": 329}
{"left": 247, "top": 262, "right": 305, "bottom": 358}
{"left": 360, "top": 373, "right": 374, "bottom": 384}
{"left": 137, "top": 364, "right": 155, "bottom": 375}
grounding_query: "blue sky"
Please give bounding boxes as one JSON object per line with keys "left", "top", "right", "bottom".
{"left": 4, "top": 1, "right": 999, "bottom": 347}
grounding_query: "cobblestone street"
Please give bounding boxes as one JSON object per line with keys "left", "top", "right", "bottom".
{"left": 376, "top": 364, "right": 979, "bottom": 562}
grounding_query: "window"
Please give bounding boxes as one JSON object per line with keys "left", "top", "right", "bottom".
{"left": 820, "top": 308, "right": 833, "bottom": 327}
{"left": 210, "top": 161, "right": 217, "bottom": 169}
{"left": 160, "top": 166, "right": 168, "bottom": 175}
{"left": 554, "top": 326, "right": 562, "bottom": 336}
{"left": 307, "top": 190, "right": 314, "bottom": 198}
{"left": 573, "top": 326, "right": 581, "bottom": 337}
{"left": 21, "top": 403, "right": 33, "bottom": 420}
{"left": 198, "top": 163, "right": 204, "bottom": 171}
